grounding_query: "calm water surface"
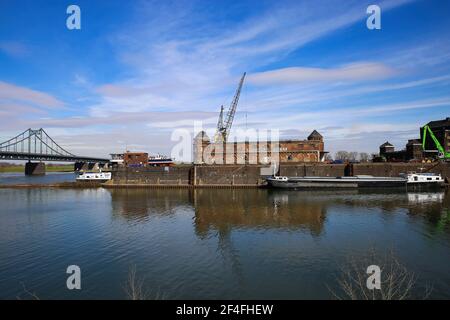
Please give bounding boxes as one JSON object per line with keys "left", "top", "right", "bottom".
{"left": 0, "top": 186, "right": 449, "bottom": 299}
{"left": 0, "top": 172, "right": 76, "bottom": 185}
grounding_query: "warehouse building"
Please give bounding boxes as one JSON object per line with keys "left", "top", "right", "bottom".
{"left": 379, "top": 139, "right": 423, "bottom": 162}
{"left": 194, "top": 130, "right": 327, "bottom": 164}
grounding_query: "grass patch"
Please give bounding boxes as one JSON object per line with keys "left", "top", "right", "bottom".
{"left": 0, "top": 165, "right": 74, "bottom": 173}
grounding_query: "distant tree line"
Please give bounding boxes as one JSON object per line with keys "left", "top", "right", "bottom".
{"left": 326, "top": 151, "right": 373, "bottom": 162}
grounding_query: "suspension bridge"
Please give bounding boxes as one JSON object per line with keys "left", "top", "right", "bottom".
{"left": 0, "top": 128, "right": 109, "bottom": 174}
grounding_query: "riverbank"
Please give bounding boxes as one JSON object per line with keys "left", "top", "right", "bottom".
{"left": 0, "top": 180, "right": 449, "bottom": 189}
{"left": 0, "top": 165, "right": 74, "bottom": 173}
{"left": 0, "top": 181, "right": 102, "bottom": 188}
{"left": 110, "top": 162, "right": 450, "bottom": 187}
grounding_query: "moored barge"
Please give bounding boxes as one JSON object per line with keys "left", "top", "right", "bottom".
{"left": 266, "top": 175, "right": 407, "bottom": 189}
{"left": 267, "top": 173, "right": 445, "bottom": 189}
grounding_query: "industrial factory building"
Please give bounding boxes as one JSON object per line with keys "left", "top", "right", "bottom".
{"left": 421, "top": 117, "right": 450, "bottom": 156}
{"left": 379, "top": 117, "right": 450, "bottom": 162}
{"left": 194, "top": 129, "right": 327, "bottom": 164}
{"left": 379, "top": 140, "right": 423, "bottom": 162}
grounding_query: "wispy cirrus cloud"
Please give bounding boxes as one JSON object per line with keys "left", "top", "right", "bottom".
{"left": 0, "top": 41, "right": 29, "bottom": 58}
{"left": 0, "top": 81, "right": 65, "bottom": 109}
{"left": 86, "top": 0, "right": 412, "bottom": 118}
{"left": 248, "top": 62, "right": 396, "bottom": 85}
{"left": 25, "top": 111, "right": 216, "bottom": 128}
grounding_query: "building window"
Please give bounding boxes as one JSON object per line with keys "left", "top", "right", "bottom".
{"left": 287, "top": 154, "right": 293, "bottom": 161}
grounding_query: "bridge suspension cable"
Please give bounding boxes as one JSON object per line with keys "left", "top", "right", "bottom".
{"left": 0, "top": 128, "right": 75, "bottom": 157}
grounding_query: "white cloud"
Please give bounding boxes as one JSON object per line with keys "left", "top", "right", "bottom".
{"left": 25, "top": 111, "right": 216, "bottom": 128}
{"left": 0, "top": 81, "right": 65, "bottom": 109}
{"left": 248, "top": 63, "right": 395, "bottom": 85}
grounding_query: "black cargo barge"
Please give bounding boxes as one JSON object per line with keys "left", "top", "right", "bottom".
{"left": 266, "top": 175, "right": 407, "bottom": 189}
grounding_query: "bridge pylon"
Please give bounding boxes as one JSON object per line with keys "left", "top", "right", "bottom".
{"left": 25, "top": 162, "right": 46, "bottom": 176}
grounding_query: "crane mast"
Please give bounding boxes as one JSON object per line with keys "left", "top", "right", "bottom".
{"left": 214, "top": 72, "right": 246, "bottom": 142}
{"left": 422, "top": 125, "right": 450, "bottom": 160}
{"left": 214, "top": 105, "right": 224, "bottom": 142}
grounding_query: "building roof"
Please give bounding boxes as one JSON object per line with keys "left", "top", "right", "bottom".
{"left": 380, "top": 141, "right": 394, "bottom": 147}
{"left": 426, "top": 117, "right": 450, "bottom": 128}
{"left": 407, "top": 139, "right": 421, "bottom": 145}
{"left": 307, "top": 130, "right": 323, "bottom": 140}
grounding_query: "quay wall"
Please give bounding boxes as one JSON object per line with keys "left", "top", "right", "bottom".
{"left": 353, "top": 163, "right": 450, "bottom": 179}
{"left": 110, "top": 162, "right": 450, "bottom": 187}
{"left": 279, "top": 164, "right": 346, "bottom": 177}
{"left": 112, "top": 166, "right": 192, "bottom": 185}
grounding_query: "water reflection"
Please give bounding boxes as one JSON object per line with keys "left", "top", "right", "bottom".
{"left": 193, "top": 189, "right": 328, "bottom": 237}
{"left": 109, "top": 189, "right": 192, "bottom": 220}
{"left": 1, "top": 187, "right": 450, "bottom": 299}
{"left": 407, "top": 192, "right": 445, "bottom": 204}
{"left": 108, "top": 188, "right": 450, "bottom": 236}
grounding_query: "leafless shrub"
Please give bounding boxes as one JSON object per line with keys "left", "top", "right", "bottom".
{"left": 124, "top": 265, "right": 165, "bottom": 300}
{"left": 16, "top": 282, "right": 40, "bottom": 300}
{"left": 329, "top": 250, "right": 432, "bottom": 300}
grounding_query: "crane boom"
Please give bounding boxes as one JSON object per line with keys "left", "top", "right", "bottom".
{"left": 215, "top": 73, "right": 246, "bottom": 142}
{"left": 422, "top": 125, "right": 450, "bottom": 160}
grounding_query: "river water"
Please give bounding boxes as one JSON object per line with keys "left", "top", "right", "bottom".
{"left": 0, "top": 174, "right": 449, "bottom": 299}
{"left": 0, "top": 172, "right": 76, "bottom": 185}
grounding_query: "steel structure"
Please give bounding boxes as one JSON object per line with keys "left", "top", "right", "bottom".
{"left": 0, "top": 128, "right": 109, "bottom": 162}
{"left": 422, "top": 125, "right": 450, "bottom": 160}
{"left": 214, "top": 72, "right": 246, "bottom": 142}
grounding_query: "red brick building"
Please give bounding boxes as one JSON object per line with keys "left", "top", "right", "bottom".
{"left": 194, "top": 130, "right": 327, "bottom": 164}
{"left": 123, "top": 152, "right": 148, "bottom": 167}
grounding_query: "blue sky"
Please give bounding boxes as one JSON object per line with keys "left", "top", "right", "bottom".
{"left": 0, "top": 0, "right": 449, "bottom": 158}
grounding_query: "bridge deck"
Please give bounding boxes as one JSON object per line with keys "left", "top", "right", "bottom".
{"left": 0, "top": 151, "right": 109, "bottom": 163}
{"left": 0, "top": 128, "right": 109, "bottom": 163}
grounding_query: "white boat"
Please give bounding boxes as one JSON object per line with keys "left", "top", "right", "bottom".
{"left": 148, "top": 154, "right": 174, "bottom": 166}
{"left": 76, "top": 172, "right": 112, "bottom": 182}
{"left": 400, "top": 172, "right": 445, "bottom": 187}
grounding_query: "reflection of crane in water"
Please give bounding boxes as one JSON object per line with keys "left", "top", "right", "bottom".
{"left": 217, "top": 227, "right": 245, "bottom": 296}
{"left": 193, "top": 189, "right": 245, "bottom": 296}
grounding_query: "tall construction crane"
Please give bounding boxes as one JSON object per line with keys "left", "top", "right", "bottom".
{"left": 214, "top": 72, "right": 246, "bottom": 143}
{"left": 422, "top": 125, "right": 450, "bottom": 160}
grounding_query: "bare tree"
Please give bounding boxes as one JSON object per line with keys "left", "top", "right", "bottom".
{"left": 335, "top": 151, "right": 349, "bottom": 161}
{"left": 348, "top": 152, "right": 358, "bottom": 162}
{"left": 328, "top": 250, "right": 432, "bottom": 300}
{"left": 124, "top": 265, "right": 147, "bottom": 300}
{"left": 16, "top": 282, "right": 40, "bottom": 300}
{"left": 325, "top": 153, "right": 333, "bottom": 162}
{"left": 124, "top": 265, "right": 165, "bottom": 300}
{"left": 359, "top": 152, "right": 370, "bottom": 162}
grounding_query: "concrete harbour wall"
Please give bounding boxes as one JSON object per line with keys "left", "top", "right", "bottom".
{"left": 109, "top": 162, "right": 450, "bottom": 187}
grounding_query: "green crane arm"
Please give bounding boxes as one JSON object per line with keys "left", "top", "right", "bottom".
{"left": 422, "top": 125, "right": 450, "bottom": 159}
